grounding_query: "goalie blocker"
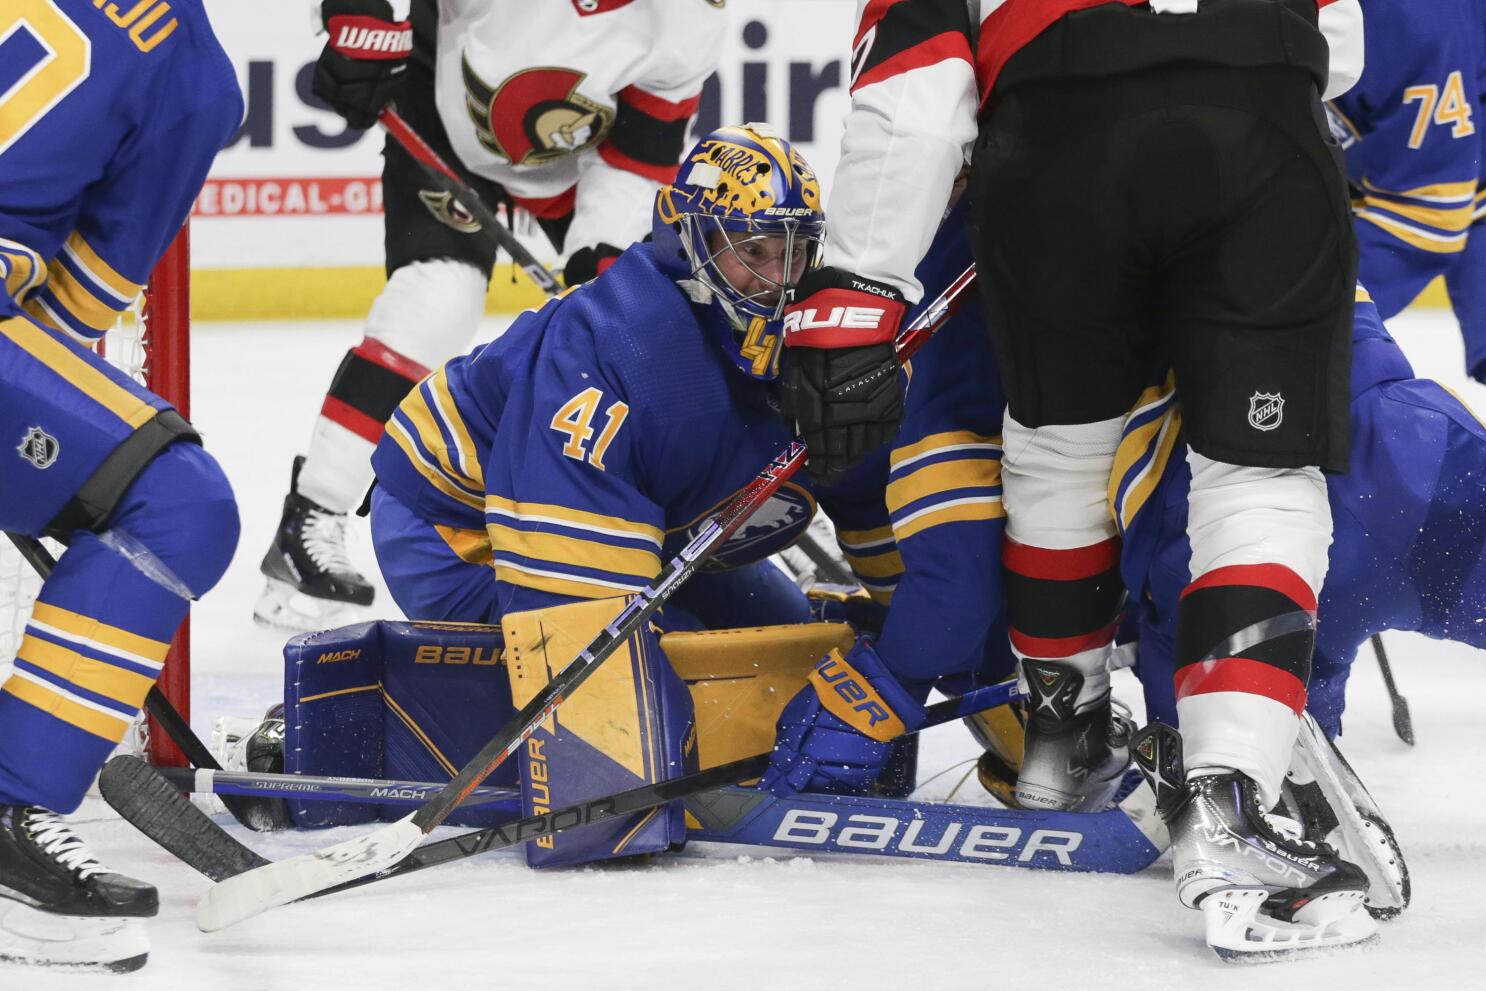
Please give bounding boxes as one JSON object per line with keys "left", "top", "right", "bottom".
{"left": 277, "top": 604, "right": 914, "bottom": 867}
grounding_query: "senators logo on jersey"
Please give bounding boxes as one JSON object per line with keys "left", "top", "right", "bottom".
{"left": 462, "top": 58, "right": 614, "bottom": 166}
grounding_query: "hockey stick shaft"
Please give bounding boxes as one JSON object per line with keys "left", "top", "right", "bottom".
{"left": 156, "top": 765, "right": 520, "bottom": 810}
{"left": 4, "top": 532, "right": 222, "bottom": 775}
{"left": 312, "top": 680, "right": 1021, "bottom": 897}
{"left": 378, "top": 107, "right": 561, "bottom": 296}
{"left": 1369, "top": 633, "right": 1414, "bottom": 746}
{"left": 195, "top": 266, "right": 977, "bottom": 930}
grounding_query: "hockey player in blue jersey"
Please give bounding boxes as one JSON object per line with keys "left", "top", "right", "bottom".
{"left": 1327, "top": 0, "right": 1486, "bottom": 380}
{"left": 351, "top": 127, "right": 1005, "bottom": 862}
{"left": 0, "top": 0, "right": 241, "bottom": 972}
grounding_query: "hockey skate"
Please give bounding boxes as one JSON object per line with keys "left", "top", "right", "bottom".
{"left": 0, "top": 805, "right": 156, "bottom": 973}
{"left": 1013, "top": 658, "right": 1134, "bottom": 812}
{"left": 210, "top": 704, "right": 292, "bottom": 832}
{"left": 1133, "top": 723, "right": 1379, "bottom": 963}
{"left": 256, "top": 456, "right": 375, "bottom": 632}
{"left": 1282, "top": 713, "right": 1410, "bottom": 919}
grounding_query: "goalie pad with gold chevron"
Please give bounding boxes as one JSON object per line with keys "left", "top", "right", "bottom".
{"left": 502, "top": 597, "right": 696, "bottom": 868}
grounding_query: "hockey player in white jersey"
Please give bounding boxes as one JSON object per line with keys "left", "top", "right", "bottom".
{"left": 777, "top": 0, "right": 1375, "bottom": 962}
{"left": 256, "top": 0, "right": 726, "bottom": 630}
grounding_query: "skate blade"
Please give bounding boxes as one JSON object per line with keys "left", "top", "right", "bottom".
{"left": 1202, "top": 887, "right": 1379, "bottom": 964}
{"left": 253, "top": 578, "right": 366, "bottom": 634}
{"left": 0, "top": 903, "right": 149, "bottom": 974}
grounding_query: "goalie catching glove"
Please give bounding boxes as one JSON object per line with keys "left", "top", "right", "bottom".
{"left": 314, "top": 0, "right": 412, "bottom": 130}
{"left": 780, "top": 268, "right": 908, "bottom": 486}
{"left": 761, "top": 639, "right": 925, "bottom": 796}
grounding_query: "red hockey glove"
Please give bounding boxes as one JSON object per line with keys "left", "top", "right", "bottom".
{"left": 314, "top": 0, "right": 413, "bottom": 130}
{"left": 780, "top": 267, "right": 907, "bottom": 486}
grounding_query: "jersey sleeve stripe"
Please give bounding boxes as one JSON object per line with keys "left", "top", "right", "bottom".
{"left": 892, "top": 497, "right": 1005, "bottom": 542}
{"left": 1111, "top": 407, "right": 1182, "bottom": 534}
{"left": 486, "top": 494, "right": 663, "bottom": 547}
{"left": 1359, "top": 195, "right": 1474, "bottom": 233}
{"left": 854, "top": 31, "right": 976, "bottom": 94}
{"left": 494, "top": 559, "right": 648, "bottom": 600}
{"left": 0, "top": 238, "right": 45, "bottom": 300}
{"left": 836, "top": 524, "right": 896, "bottom": 552}
{"left": 13, "top": 639, "right": 156, "bottom": 712}
{"left": 63, "top": 233, "right": 142, "bottom": 305}
{"left": 0, "top": 315, "right": 158, "bottom": 426}
{"left": 889, "top": 430, "right": 1001, "bottom": 471}
{"left": 31, "top": 602, "right": 171, "bottom": 667}
{"left": 616, "top": 85, "right": 701, "bottom": 122}
{"left": 402, "top": 381, "right": 482, "bottom": 492}
{"left": 384, "top": 415, "right": 486, "bottom": 511}
{"left": 1355, "top": 209, "right": 1469, "bottom": 253}
{"left": 886, "top": 456, "right": 1003, "bottom": 515}
{"left": 487, "top": 523, "right": 661, "bottom": 583}
{"left": 597, "top": 141, "right": 681, "bottom": 184}
{"left": 25, "top": 293, "right": 105, "bottom": 345}
{"left": 427, "top": 369, "right": 484, "bottom": 489}
{"left": 843, "top": 546, "right": 905, "bottom": 580}
{"left": 1361, "top": 178, "right": 1478, "bottom": 204}
{"left": 852, "top": 0, "right": 973, "bottom": 93}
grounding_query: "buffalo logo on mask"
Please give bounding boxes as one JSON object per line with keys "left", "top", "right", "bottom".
{"left": 17, "top": 426, "right": 58, "bottom": 469}
{"left": 1247, "top": 391, "right": 1285, "bottom": 432}
{"left": 417, "top": 189, "right": 483, "bottom": 233}
{"left": 461, "top": 58, "right": 613, "bottom": 165}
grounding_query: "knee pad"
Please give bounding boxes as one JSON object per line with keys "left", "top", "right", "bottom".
{"left": 365, "top": 259, "right": 488, "bottom": 371}
{"left": 105, "top": 442, "right": 239, "bottom": 599}
{"left": 1000, "top": 412, "right": 1122, "bottom": 547}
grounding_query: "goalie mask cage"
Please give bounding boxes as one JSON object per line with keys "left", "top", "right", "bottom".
{"left": 0, "top": 228, "right": 192, "bottom": 768}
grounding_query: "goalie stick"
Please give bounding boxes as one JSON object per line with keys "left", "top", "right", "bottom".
{"left": 191, "top": 264, "right": 979, "bottom": 931}
{"left": 378, "top": 107, "right": 561, "bottom": 296}
{"left": 108, "top": 681, "right": 1157, "bottom": 914}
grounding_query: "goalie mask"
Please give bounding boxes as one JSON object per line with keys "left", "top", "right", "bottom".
{"left": 653, "top": 124, "right": 825, "bottom": 379}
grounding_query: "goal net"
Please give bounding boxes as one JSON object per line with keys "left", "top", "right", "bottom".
{"left": 0, "top": 229, "right": 192, "bottom": 768}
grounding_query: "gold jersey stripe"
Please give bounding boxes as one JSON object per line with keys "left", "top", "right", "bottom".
{"left": 844, "top": 548, "right": 905, "bottom": 579}
{"left": 385, "top": 417, "right": 485, "bottom": 510}
{"left": 890, "top": 430, "right": 1001, "bottom": 471}
{"left": 836, "top": 524, "right": 895, "bottom": 550}
{"left": 892, "top": 498, "right": 1005, "bottom": 542}
{"left": 18, "top": 637, "right": 156, "bottom": 709}
{"left": 488, "top": 524, "right": 661, "bottom": 582}
{"left": 42, "top": 258, "right": 125, "bottom": 331}
{"left": 1361, "top": 176, "right": 1478, "bottom": 203}
{"left": 487, "top": 494, "right": 663, "bottom": 546}
{"left": 428, "top": 369, "right": 485, "bottom": 490}
{"left": 0, "top": 316, "right": 158, "bottom": 428}
{"left": 1115, "top": 409, "right": 1183, "bottom": 531}
{"left": 886, "top": 457, "right": 1003, "bottom": 515}
{"left": 401, "top": 380, "right": 481, "bottom": 493}
{"left": 31, "top": 602, "right": 172, "bottom": 664}
{"left": 1356, "top": 210, "right": 1468, "bottom": 253}
{"left": 435, "top": 524, "right": 495, "bottom": 566}
{"left": 2, "top": 675, "right": 132, "bottom": 742}
{"left": 1359, "top": 195, "right": 1474, "bottom": 233}
{"left": 495, "top": 561, "right": 642, "bottom": 600}
{"left": 64, "top": 232, "right": 143, "bottom": 303}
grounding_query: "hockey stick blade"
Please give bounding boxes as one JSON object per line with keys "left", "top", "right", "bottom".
{"left": 1370, "top": 634, "right": 1414, "bottom": 746}
{"left": 99, "top": 756, "right": 270, "bottom": 882}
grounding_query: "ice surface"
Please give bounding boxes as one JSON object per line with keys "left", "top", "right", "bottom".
{"left": 13, "top": 308, "right": 1485, "bottom": 989}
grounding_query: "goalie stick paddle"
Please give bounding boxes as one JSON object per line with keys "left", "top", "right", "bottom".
{"left": 193, "top": 264, "right": 979, "bottom": 931}
{"left": 113, "top": 682, "right": 1016, "bottom": 911}
{"left": 378, "top": 107, "right": 561, "bottom": 296}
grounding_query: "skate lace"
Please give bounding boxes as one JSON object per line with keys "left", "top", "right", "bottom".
{"left": 302, "top": 506, "right": 356, "bottom": 576}
{"left": 24, "top": 809, "right": 112, "bottom": 880}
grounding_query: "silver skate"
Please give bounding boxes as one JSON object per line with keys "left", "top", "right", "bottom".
{"left": 1133, "top": 722, "right": 1378, "bottom": 962}
{"left": 1013, "top": 658, "right": 1133, "bottom": 812}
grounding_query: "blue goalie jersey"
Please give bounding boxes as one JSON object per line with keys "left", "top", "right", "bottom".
{"left": 0, "top": 0, "right": 241, "bottom": 343}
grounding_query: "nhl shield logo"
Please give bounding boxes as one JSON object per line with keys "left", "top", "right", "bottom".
{"left": 1247, "top": 391, "right": 1284, "bottom": 432}
{"left": 17, "top": 426, "right": 59, "bottom": 469}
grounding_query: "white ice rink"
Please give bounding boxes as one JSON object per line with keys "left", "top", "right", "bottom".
{"left": 17, "top": 306, "right": 1486, "bottom": 990}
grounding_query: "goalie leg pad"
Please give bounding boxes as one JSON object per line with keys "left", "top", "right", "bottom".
{"left": 504, "top": 598, "right": 696, "bottom": 868}
{"left": 282, "top": 619, "right": 515, "bottom": 829}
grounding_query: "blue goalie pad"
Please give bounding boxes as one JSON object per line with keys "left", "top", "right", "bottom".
{"left": 283, "top": 620, "right": 516, "bottom": 829}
